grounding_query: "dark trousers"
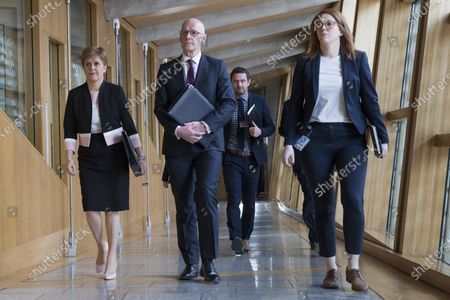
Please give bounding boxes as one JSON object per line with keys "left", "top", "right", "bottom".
{"left": 293, "top": 149, "right": 317, "bottom": 244}
{"left": 299, "top": 123, "right": 368, "bottom": 257}
{"left": 166, "top": 150, "right": 222, "bottom": 265}
{"left": 223, "top": 152, "right": 261, "bottom": 240}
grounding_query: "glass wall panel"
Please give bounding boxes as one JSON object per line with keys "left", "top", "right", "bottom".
{"left": 0, "top": 0, "right": 30, "bottom": 136}
{"left": 49, "top": 41, "right": 62, "bottom": 177}
{"left": 386, "top": 119, "right": 408, "bottom": 248}
{"left": 440, "top": 151, "right": 450, "bottom": 265}
{"left": 118, "top": 27, "right": 129, "bottom": 97}
{"left": 70, "top": 0, "right": 91, "bottom": 88}
{"left": 399, "top": 1, "right": 420, "bottom": 108}
{"left": 384, "top": 0, "right": 421, "bottom": 248}
{"left": 147, "top": 47, "right": 155, "bottom": 144}
{"left": 134, "top": 79, "right": 141, "bottom": 133}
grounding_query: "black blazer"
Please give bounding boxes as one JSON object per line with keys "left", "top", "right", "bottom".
{"left": 63, "top": 81, "right": 138, "bottom": 144}
{"left": 284, "top": 49, "right": 389, "bottom": 146}
{"left": 278, "top": 99, "right": 294, "bottom": 137}
{"left": 154, "top": 55, "right": 235, "bottom": 156}
{"left": 224, "top": 93, "right": 275, "bottom": 165}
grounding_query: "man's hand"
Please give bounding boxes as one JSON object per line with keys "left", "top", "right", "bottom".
{"left": 249, "top": 121, "right": 262, "bottom": 138}
{"left": 282, "top": 145, "right": 295, "bottom": 167}
{"left": 187, "top": 121, "right": 207, "bottom": 134}
{"left": 177, "top": 122, "right": 206, "bottom": 144}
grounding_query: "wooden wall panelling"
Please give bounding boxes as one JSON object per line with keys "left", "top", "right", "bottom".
{"left": 340, "top": 0, "right": 358, "bottom": 33}
{"left": 402, "top": 0, "right": 450, "bottom": 257}
{"left": 354, "top": 0, "right": 382, "bottom": 68}
{"left": 269, "top": 71, "right": 292, "bottom": 202}
{"left": 357, "top": 0, "right": 412, "bottom": 246}
{"left": 0, "top": 110, "right": 67, "bottom": 276}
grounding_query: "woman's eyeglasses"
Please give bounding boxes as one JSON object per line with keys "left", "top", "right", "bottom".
{"left": 314, "top": 20, "right": 337, "bottom": 30}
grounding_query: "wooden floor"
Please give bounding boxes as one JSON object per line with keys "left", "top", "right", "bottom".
{"left": 0, "top": 201, "right": 448, "bottom": 299}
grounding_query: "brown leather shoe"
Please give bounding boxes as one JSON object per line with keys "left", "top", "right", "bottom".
{"left": 322, "top": 269, "right": 339, "bottom": 289}
{"left": 346, "top": 268, "right": 369, "bottom": 292}
{"left": 242, "top": 239, "right": 250, "bottom": 252}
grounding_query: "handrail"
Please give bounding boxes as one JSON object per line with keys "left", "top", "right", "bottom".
{"left": 432, "top": 134, "right": 450, "bottom": 147}
{"left": 385, "top": 107, "right": 410, "bottom": 121}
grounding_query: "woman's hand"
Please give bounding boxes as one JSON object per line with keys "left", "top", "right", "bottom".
{"left": 138, "top": 159, "right": 147, "bottom": 175}
{"left": 282, "top": 145, "right": 295, "bottom": 167}
{"left": 67, "top": 160, "right": 77, "bottom": 176}
{"left": 379, "top": 143, "right": 388, "bottom": 159}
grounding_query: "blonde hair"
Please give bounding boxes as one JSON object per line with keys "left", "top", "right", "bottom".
{"left": 80, "top": 46, "right": 108, "bottom": 66}
{"left": 304, "top": 9, "right": 356, "bottom": 60}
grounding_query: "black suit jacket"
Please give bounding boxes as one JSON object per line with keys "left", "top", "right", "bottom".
{"left": 155, "top": 55, "right": 235, "bottom": 156}
{"left": 285, "top": 49, "right": 389, "bottom": 146}
{"left": 64, "top": 81, "right": 138, "bottom": 140}
{"left": 278, "top": 99, "right": 293, "bottom": 137}
{"left": 224, "top": 93, "right": 275, "bottom": 165}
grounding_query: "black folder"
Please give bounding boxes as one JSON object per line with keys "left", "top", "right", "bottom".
{"left": 368, "top": 125, "right": 382, "bottom": 157}
{"left": 168, "top": 84, "right": 215, "bottom": 124}
{"left": 122, "top": 131, "right": 144, "bottom": 177}
{"left": 247, "top": 104, "right": 262, "bottom": 128}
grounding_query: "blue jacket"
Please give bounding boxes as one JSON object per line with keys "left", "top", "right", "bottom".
{"left": 284, "top": 49, "right": 389, "bottom": 145}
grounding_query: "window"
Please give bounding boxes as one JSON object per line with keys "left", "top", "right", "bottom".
{"left": 70, "top": 0, "right": 92, "bottom": 88}
{"left": 147, "top": 45, "right": 155, "bottom": 144}
{"left": 133, "top": 79, "right": 141, "bottom": 134}
{"left": 0, "top": 0, "right": 32, "bottom": 138}
{"left": 440, "top": 150, "right": 450, "bottom": 265}
{"left": 385, "top": 0, "right": 421, "bottom": 248}
{"left": 49, "top": 41, "right": 63, "bottom": 176}
{"left": 118, "top": 27, "right": 129, "bottom": 97}
{"left": 386, "top": 119, "right": 408, "bottom": 247}
{"left": 399, "top": 1, "right": 420, "bottom": 108}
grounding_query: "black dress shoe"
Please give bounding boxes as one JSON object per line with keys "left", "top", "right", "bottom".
{"left": 199, "top": 261, "right": 220, "bottom": 283}
{"left": 310, "top": 241, "right": 319, "bottom": 251}
{"left": 179, "top": 264, "right": 199, "bottom": 280}
{"left": 231, "top": 237, "right": 244, "bottom": 255}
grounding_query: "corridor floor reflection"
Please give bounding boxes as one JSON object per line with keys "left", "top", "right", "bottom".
{"left": 0, "top": 202, "right": 386, "bottom": 299}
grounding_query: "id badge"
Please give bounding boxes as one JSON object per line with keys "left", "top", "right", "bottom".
{"left": 294, "top": 135, "right": 310, "bottom": 151}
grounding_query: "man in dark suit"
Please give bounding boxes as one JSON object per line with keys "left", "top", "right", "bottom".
{"left": 154, "top": 18, "right": 235, "bottom": 283}
{"left": 223, "top": 67, "right": 275, "bottom": 255}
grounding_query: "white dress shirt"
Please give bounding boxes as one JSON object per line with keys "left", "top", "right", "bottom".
{"left": 310, "top": 55, "right": 351, "bottom": 123}
{"left": 181, "top": 52, "right": 201, "bottom": 83}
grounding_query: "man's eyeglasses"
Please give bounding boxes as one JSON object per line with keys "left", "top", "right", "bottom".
{"left": 180, "top": 30, "right": 203, "bottom": 37}
{"left": 314, "top": 20, "right": 337, "bottom": 30}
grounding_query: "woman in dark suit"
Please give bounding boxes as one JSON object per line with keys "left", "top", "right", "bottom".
{"left": 282, "top": 9, "right": 388, "bottom": 292}
{"left": 63, "top": 47, "right": 146, "bottom": 280}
